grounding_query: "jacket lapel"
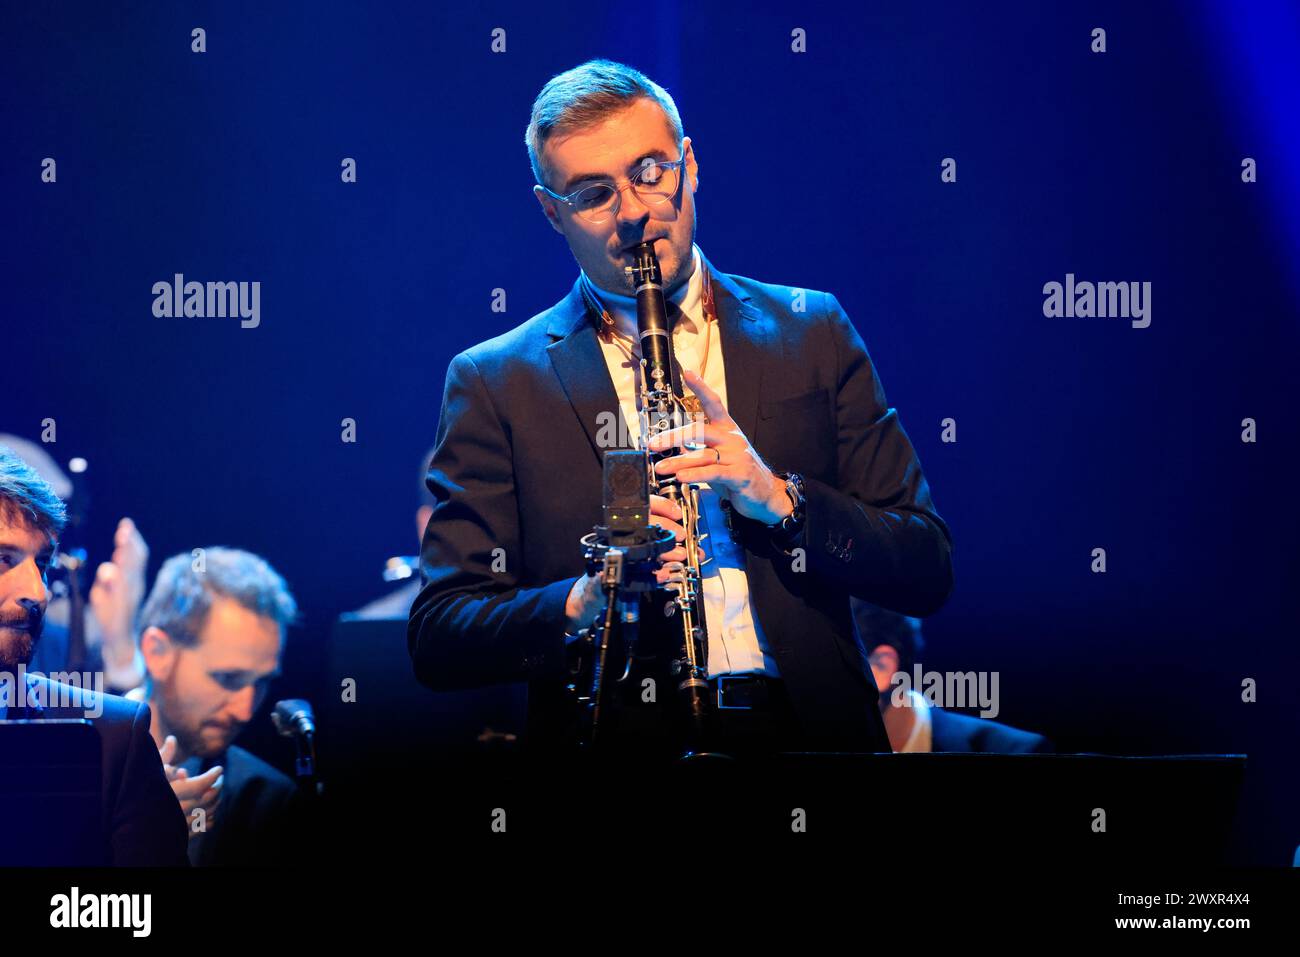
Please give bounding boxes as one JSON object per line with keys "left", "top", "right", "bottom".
{"left": 703, "top": 250, "right": 770, "bottom": 445}
{"left": 545, "top": 251, "right": 772, "bottom": 465}
{"left": 546, "top": 278, "right": 620, "bottom": 468}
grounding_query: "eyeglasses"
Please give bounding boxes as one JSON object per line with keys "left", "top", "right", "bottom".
{"left": 539, "top": 149, "right": 686, "bottom": 224}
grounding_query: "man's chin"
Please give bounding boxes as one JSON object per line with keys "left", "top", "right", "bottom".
{"left": 605, "top": 245, "right": 685, "bottom": 294}
{"left": 0, "top": 629, "right": 35, "bottom": 671}
{"left": 198, "top": 727, "right": 238, "bottom": 756}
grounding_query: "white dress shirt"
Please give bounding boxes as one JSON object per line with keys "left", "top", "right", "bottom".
{"left": 582, "top": 243, "right": 780, "bottom": 678}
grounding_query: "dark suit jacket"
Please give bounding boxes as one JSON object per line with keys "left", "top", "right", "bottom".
{"left": 930, "top": 707, "right": 1054, "bottom": 754}
{"left": 186, "top": 744, "right": 306, "bottom": 867}
{"left": 408, "top": 251, "right": 955, "bottom": 752}
{"left": 28, "top": 620, "right": 105, "bottom": 684}
{"left": 13, "top": 674, "right": 189, "bottom": 865}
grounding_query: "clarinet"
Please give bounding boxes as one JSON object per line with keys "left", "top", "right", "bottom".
{"left": 625, "top": 240, "right": 713, "bottom": 755}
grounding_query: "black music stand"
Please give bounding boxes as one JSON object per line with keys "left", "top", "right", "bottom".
{"left": 0, "top": 719, "right": 104, "bottom": 866}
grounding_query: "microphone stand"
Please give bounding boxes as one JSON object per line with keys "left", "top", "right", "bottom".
{"left": 573, "top": 451, "right": 675, "bottom": 750}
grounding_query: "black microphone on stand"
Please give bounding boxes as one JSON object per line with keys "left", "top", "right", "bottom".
{"left": 572, "top": 451, "right": 675, "bottom": 747}
{"left": 272, "top": 698, "right": 319, "bottom": 793}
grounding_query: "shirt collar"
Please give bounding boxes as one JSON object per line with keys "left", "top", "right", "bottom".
{"left": 583, "top": 243, "right": 705, "bottom": 339}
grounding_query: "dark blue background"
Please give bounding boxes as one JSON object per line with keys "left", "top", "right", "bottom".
{"left": 4, "top": 1, "right": 1297, "bottom": 863}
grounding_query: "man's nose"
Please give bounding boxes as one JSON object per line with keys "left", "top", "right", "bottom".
{"left": 615, "top": 183, "right": 654, "bottom": 229}
{"left": 228, "top": 684, "right": 257, "bottom": 723}
{"left": 15, "top": 557, "right": 49, "bottom": 609}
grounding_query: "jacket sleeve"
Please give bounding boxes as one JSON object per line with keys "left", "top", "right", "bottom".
{"left": 111, "top": 700, "right": 190, "bottom": 866}
{"left": 407, "top": 351, "right": 579, "bottom": 691}
{"left": 779, "top": 291, "right": 954, "bottom": 618}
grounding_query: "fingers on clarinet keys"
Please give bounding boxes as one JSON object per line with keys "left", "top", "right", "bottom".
{"left": 649, "top": 493, "right": 683, "bottom": 522}
{"left": 648, "top": 493, "right": 701, "bottom": 583}
{"left": 657, "top": 545, "right": 705, "bottom": 563}
{"left": 649, "top": 495, "right": 687, "bottom": 543}
{"left": 654, "top": 548, "right": 705, "bottom": 585}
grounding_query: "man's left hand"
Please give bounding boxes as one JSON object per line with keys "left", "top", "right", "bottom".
{"left": 646, "top": 369, "right": 794, "bottom": 525}
{"left": 88, "top": 518, "right": 149, "bottom": 641}
{"left": 88, "top": 518, "right": 149, "bottom": 690}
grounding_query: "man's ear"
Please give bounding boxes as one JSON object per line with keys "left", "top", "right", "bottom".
{"left": 139, "top": 626, "right": 178, "bottom": 684}
{"left": 533, "top": 185, "right": 565, "bottom": 236}
{"left": 683, "top": 135, "right": 698, "bottom": 192}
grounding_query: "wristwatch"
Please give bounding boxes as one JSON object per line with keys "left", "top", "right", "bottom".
{"left": 768, "top": 471, "right": 807, "bottom": 548}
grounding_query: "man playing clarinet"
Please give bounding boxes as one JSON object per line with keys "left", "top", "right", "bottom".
{"left": 408, "top": 59, "right": 953, "bottom": 757}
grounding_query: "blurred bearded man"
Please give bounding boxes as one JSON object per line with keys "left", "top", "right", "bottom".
{"left": 136, "top": 547, "right": 308, "bottom": 865}
{"left": 0, "top": 445, "right": 186, "bottom": 865}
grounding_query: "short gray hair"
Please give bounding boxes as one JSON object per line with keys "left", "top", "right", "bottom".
{"left": 139, "top": 547, "right": 297, "bottom": 648}
{"left": 524, "top": 58, "right": 683, "bottom": 189}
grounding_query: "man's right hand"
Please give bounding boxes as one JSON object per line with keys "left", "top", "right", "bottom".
{"left": 563, "top": 493, "right": 705, "bottom": 633}
{"left": 158, "top": 734, "right": 223, "bottom": 841}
